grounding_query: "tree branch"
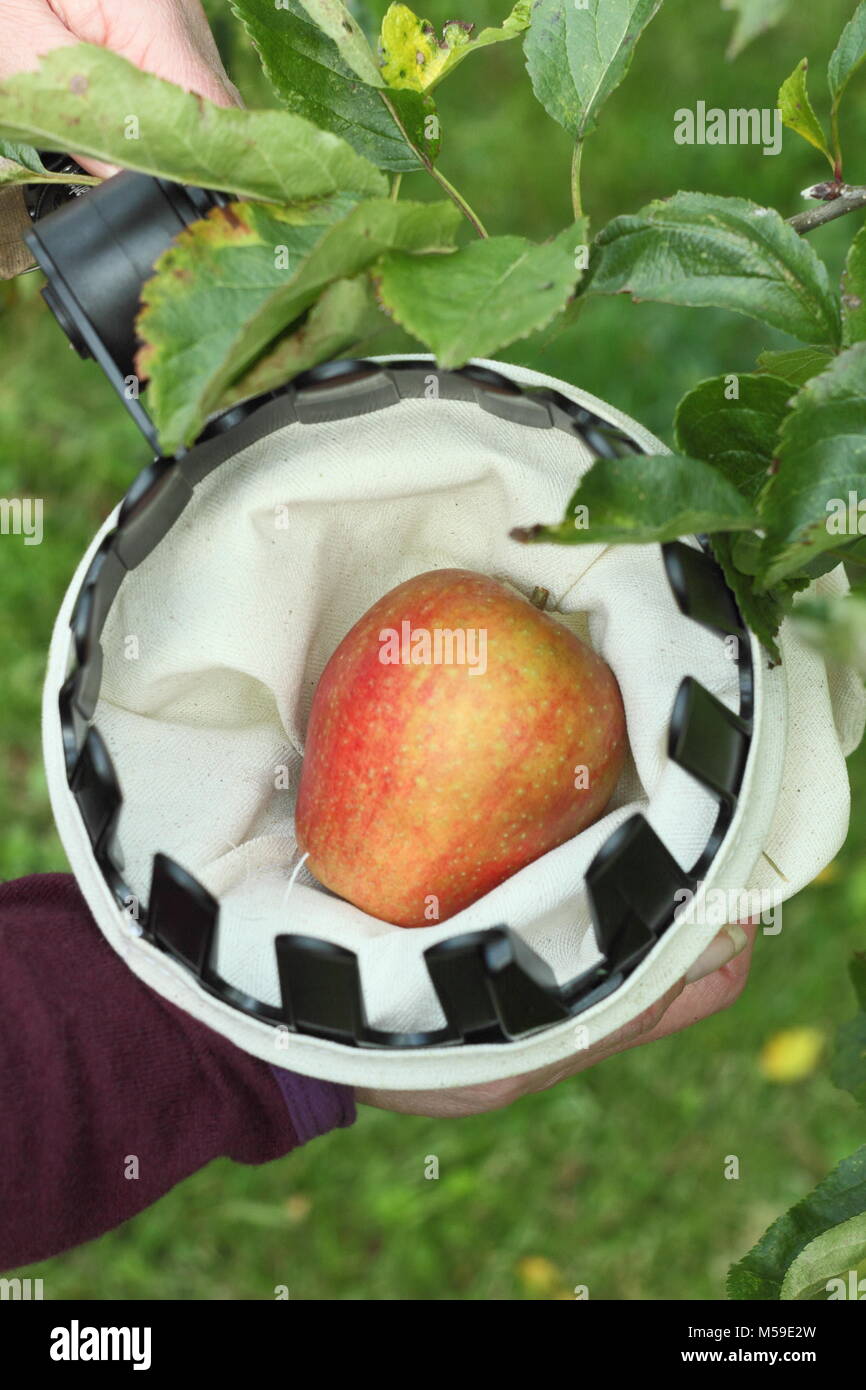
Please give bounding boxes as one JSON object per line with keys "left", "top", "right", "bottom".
{"left": 788, "top": 183, "right": 866, "bottom": 235}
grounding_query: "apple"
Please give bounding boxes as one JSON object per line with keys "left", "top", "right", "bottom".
{"left": 295, "top": 568, "right": 627, "bottom": 928}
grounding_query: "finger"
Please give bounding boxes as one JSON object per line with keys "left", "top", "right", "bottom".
{"left": 354, "top": 971, "right": 690, "bottom": 1117}
{"left": 0, "top": 4, "right": 114, "bottom": 176}
{"left": 0, "top": 0, "right": 79, "bottom": 83}
{"left": 631, "top": 921, "right": 757, "bottom": 1046}
{"left": 542, "top": 976, "right": 688, "bottom": 1084}
{"left": 52, "top": 0, "right": 243, "bottom": 107}
{"left": 4, "top": 0, "right": 242, "bottom": 176}
{"left": 355, "top": 925, "right": 757, "bottom": 1118}
{"left": 454, "top": 976, "right": 692, "bottom": 1110}
{"left": 684, "top": 922, "right": 749, "bottom": 984}
{"left": 51, "top": 0, "right": 243, "bottom": 175}
{"left": 519, "top": 921, "right": 756, "bottom": 1087}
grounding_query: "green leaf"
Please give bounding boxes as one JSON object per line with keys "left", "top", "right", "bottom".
{"left": 756, "top": 345, "right": 835, "bottom": 386}
{"left": 831, "top": 1015, "right": 866, "bottom": 1106}
{"left": 524, "top": 0, "right": 663, "bottom": 141}
{"left": 757, "top": 344, "right": 866, "bottom": 587}
{"left": 0, "top": 43, "right": 387, "bottom": 202}
{"left": 777, "top": 59, "right": 834, "bottom": 170}
{"left": 510, "top": 454, "right": 758, "bottom": 548}
{"left": 292, "top": 0, "right": 384, "bottom": 85}
{"left": 0, "top": 140, "right": 46, "bottom": 174}
{"left": 730, "top": 530, "right": 763, "bottom": 575}
{"left": 0, "top": 152, "right": 98, "bottom": 188}
{"left": 779, "top": 1212, "right": 866, "bottom": 1300}
{"left": 828, "top": 0, "right": 866, "bottom": 119}
{"left": 374, "top": 222, "right": 585, "bottom": 368}
{"left": 709, "top": 534, "right": 785, "bottom": 662}
{"left": 0, "top": 138, "right": 98, "bottom": 189}
{"left": 674, "top": 373, "right": 793, "bottom": 502}
{"left": 378, "top": 1, "right": 530, "bottom": 92}
{"left": 843, "top": 225, "right": 866, "bottom": 346}
{"left": 0, "top": 139, "right": 99, "bottom": 188}
{"left": 797, "top": 549, "right": 853, "bottom": 579}
{"left": 219, "top": 276, "right": 383, "bottom": 407}
{"left": 728, "top": 1146, "right": 866, "bottom": 1299}
{"left": 792, "top": 595, "right": 866, "bottom": 675}
{"left": 136, "top": 196, "right": 460, "bottom": 452}
{"left": 231, "top": 0, "right": 436, "bottom": 172}
{"left": 721, "top": 0, "right": 790, "bottom": 60}
{"left": 731, "top": 530, "right": 825, "bottom": 585}
{"left": 589, "top": 192, "right": 842, "bottom": 347}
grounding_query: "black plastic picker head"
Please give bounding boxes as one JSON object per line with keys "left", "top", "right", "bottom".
{"left": 55, "top": 353, "right": 756, "bottom": 1051}
{"left": 25, "top": 156, "right": 231, "bottom": 453}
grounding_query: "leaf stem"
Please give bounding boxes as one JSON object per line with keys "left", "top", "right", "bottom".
{"left": 571, "top": 141, "right": 584, "bottom": 220}
{"left": 830, "top": 101, "right": 843, "bottom": 184}
{"left": 390, "top": 172, "right": 402, "bottom": 201}
{"left": 3, "top": 171, "right": 101, "bottom": 188}
{"left": 788, "top": 183, "right": 866, "bottom": 234}
{"left": 380, "top": 91, "right": 487, "bottom": 238}
{"left": 426, "top": 165, "right": 488, "bottom": 238}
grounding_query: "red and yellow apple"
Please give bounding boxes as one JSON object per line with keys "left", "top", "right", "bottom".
{"left": 295, "top": 569, "right": 627, "bottom": 927}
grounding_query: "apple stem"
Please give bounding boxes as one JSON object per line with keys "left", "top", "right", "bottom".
{"left": 530, "top": 586, "right": 550, "bottom": 610}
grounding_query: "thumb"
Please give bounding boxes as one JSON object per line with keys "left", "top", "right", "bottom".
{"left": 0, "top": 6, "right": 114, "bottom": 177}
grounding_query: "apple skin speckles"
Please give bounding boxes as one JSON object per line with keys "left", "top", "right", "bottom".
{"left": 295, "top": 568, "right": 628, "bottom": 928}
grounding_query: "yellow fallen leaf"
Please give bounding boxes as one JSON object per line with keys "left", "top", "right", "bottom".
{"left": 759, "top": 1027, "right": 825, "bottom": 1082}
{"left": 284, "top": 1193, "right": 312, "bottom": 1224}
{"left": 516, "top": 1255, "right": 560, "bottom": 1293}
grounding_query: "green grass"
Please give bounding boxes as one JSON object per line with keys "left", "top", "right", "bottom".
{"left": 2, "top": 0, "right": 866, "bottom": 1300}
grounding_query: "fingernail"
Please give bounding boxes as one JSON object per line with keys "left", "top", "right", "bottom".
{"left": 685, "top": 923, "right": 749, "bottom": 984}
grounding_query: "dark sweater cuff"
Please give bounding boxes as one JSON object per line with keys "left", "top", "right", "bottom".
{"left": 270, "top": 1067, "right": 356, "bottom": 1145}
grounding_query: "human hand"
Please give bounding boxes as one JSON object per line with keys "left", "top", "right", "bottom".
{"left": 0, "top": 0, "right": 241, "bottom": 176}
{"left": 356, "top": 923, "right": 754, "bottom": 1117}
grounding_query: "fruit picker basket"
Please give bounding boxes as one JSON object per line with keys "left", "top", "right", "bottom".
{"left": 43, "top": 347, "right": 866, "bottom": 1090}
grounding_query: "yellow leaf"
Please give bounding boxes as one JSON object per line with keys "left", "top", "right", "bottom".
{"left": 378, "top": 2, "right": 530, "bottom": 93}
{"left": 284, "top": 1193, "right": 312, "bottom": 1224}
{"left": 759, "top": 1027, "right": 825, "bottom": 1082}
{"left": 516, "top": 1255, "right": 560, "bottom": 1293}
{"left": 379, "top": 5, "right": 473, "bottom": 91}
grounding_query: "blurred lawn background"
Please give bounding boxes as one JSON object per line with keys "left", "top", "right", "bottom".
{"left": 2, "top": 0, "right": 866, "bottom": 1299}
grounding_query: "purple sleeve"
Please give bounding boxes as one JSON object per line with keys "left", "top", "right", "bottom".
{"left": 270, "top": 1067, "right": 355, "bottom": 1145}
{"left": 0, "top": 873, "right": 355, "bottom": 1270}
